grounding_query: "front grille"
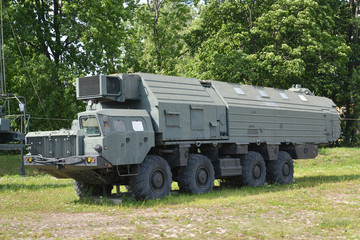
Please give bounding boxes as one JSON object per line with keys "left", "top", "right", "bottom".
{"left": 27, "top": 133, "right": 77, "bottom": 158}
{"left": 78, "top": 76, "right": 100, "bottom": 97}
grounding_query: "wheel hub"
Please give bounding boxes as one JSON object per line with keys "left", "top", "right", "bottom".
{"left": 282, "top": 163, "right": 290, "bottom": 176}
{"left": 253, "top": 165, "right": 261, "bottom": 179}
{"left": 197, "top": 168, "right": 208, "bottom": 185}
{"left": 151, "top": 170, "right": 164, "bottom": 190}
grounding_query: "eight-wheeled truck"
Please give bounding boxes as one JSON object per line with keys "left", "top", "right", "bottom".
{"left": 25, "top": 73, "right": 340, "bottom": 200}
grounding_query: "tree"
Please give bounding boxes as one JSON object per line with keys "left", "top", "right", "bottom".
{"left": 3, "top": 0, "right": 138, "bottom": 130}
{"left": 183, "top": 0, "right": 277, "bottom": 82}
{"left": 184, "top": 0, "right": 349, "bottom": 89}
{"left": 332, "top": 0, "right": 360, "bottom": 145}
{"left": 135, "top": 0, "right": 193, "bottom": 75}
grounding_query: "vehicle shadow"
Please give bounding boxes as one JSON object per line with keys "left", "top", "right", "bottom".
{"left": 294, "top": 174, "right": 360, "bottom": 186}
{"left": 0, "top": 183, "right": 72, "bottom": 192}
{"left": 70, "top": 173, "right": 360, "bottom": 207}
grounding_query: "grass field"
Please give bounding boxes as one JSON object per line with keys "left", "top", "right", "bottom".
{"left": 0, "top": 148, "right": 359, "bottom": 239}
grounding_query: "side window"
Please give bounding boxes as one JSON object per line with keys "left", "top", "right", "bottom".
{"left": 113, "top": 119, "right": 126, "bottom": 132}
{"left": 132, "top": 120, "right": 144, "bottom": 132}
{"left": 101, "top": 115, "right": 111, "bottom": 136}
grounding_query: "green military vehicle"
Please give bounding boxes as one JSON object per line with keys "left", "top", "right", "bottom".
{"left": 25, "top": 73, "right": 340, "bottom": 200}
{"left": 0, "top": 105, "right": 24, "bottom": 150}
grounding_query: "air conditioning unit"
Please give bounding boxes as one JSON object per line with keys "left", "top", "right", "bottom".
{"left": 76, "top": 74, "right": 141, "bottom": 102}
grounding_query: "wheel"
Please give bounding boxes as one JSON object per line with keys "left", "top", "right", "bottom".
{"left": 74, "top": 180, "right": 112, "bottom": 197}
{"left": 130, "top": 155, "right": 172, "bottom": 200}
{"left": 266, "top": 151, "right": 294, "bottom": 185}
{"left": 241, "top": 151, "right": 266, "bottom": 187}
{"left": 177, "top": 154, "right": 215, "bottom": 194}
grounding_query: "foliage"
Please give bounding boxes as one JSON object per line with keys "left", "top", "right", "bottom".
{"left": 184, "top": 0, "right": 349, "bottom": 88}
{"left": 3, "top": 0, "right": 138, "bottom": 131}
{"left": 134, "top": 0, "right": 193, "bottom": 75}
{"left": 1, "top": 0, "right": 360, "bottom": 144}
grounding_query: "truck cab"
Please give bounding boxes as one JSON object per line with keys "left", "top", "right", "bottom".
{"left": 78, "top": 108, "right": 154, "bottom": 166}
{"left": 25, "top": 108, "right": 154, "bottom": 189}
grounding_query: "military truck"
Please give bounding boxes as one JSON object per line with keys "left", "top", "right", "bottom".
{"left": 0, "top": 104, "right": 24, "bottom": 150}
{"left": 25, "top": 73, "right": 340, "bottom": 200}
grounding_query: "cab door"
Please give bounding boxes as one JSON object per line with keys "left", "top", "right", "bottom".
{"left": 126, "top": 117, "right": 152, "bottom": 164}
{"left": 102, "top": 117, "right": 127, "bottom": 165}
{"left": 102, "top": 115, "right": 154, "bottom": 166}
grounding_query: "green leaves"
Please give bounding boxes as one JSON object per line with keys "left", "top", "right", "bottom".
{"left": 4, "top": 0, "right": 138, "bottom": 130}
{"left": 185, "top": 0, "right": 349, "bottom": 89}
{"left": 1, "top": 0, "right": 360, "bottom": 145}
{"left": 134, "top": 0, "right": 193, "bottom": 75}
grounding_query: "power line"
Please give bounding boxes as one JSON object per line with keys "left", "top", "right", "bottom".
{"left": 30, "top": 117, "right": 74, "bottom": 121}
{"left": 341, "top": 118, "right": 360, "bottom": 121}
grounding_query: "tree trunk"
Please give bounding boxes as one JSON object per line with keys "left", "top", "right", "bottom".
{"left": 148, "top": 0, "right": 164, "bottom": 70}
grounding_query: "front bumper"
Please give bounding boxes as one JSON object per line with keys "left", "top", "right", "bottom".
{"left": 24, "top": 155, "right": 113, "bottom": 181}
{"left": 25, "top": 155, "right": 111, "bottom": 168}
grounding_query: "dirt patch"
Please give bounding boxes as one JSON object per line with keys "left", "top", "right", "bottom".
{"left": 0, "top": 204, "right": 333, "bottom": 239}
{"left": 1, "top": 183, "right": 359, "bottom": 239}
{"left": 1, "top": 208, "right": 223, "bottom": 239}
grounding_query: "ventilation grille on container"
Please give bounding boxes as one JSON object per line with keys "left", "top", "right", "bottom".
{"left": 78, "top": 76, "right": 100, "bottom": 97}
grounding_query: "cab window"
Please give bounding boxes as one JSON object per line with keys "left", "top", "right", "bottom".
{"left": 131, "top": 120, "right": 145, "bottom": 132}
{"left": 113, "top": 119, "right": 126, "bottom": 132}
{"left": 80, "top": 116, "right": 101, "bottom": 136}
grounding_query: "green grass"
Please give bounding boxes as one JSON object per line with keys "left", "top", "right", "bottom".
{"left": 0, "top": 147, "right": 359, "bottom": 239}
{"left": 0, "top": 153, "right": 41, "bottom": 176}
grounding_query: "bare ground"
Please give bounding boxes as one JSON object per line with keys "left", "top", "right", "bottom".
{"left": 1, "top": 194, "right": 358, "bottom": 240}
{"left": 1, "top": 180, "right": 359, "bottom": 239}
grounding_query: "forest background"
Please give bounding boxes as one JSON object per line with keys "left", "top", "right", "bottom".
{"left": 2, "top": 0, "right": 360, "bottom": 145}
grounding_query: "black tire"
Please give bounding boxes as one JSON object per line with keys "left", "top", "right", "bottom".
{"left": 177, "top": 154, "right": 215, "bottom": 194}
{"left": 241, "top": 151, "right": 266, "bottom": 187}
{"left": 266, "top": 151, "right": 294, "bottom": 185}
{"left": 130, "top": 155, "right": 172, "bottom": 200}
{"left": 74, "top": 180, "right": 112, "bottom": 198}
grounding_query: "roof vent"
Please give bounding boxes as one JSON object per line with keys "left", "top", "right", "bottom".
{"left": 288, "top": 84, "right": 313, "bottom": 95}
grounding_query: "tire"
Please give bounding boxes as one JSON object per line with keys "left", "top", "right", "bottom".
{"left": 241, "top": 151, "right": 266, "bottom": 187}
{"left": 130, "top": 155, "right": 172, "bottom": 200}
{"left": 74, "top": 180, "right": 112, "bottom": 198}
{"left": 266, "top": 151, "right": 294, "bottom": 185}
{"left": 177, "top": 154, "right": 215, "bottom": 194}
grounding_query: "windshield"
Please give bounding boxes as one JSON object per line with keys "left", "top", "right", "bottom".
{"left": 80, "top": 116, "right": 101, "bottom": 136}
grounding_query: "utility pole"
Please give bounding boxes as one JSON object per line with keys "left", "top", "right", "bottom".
{"left": 19, "top": 102, "right": 25, "bottom": 176}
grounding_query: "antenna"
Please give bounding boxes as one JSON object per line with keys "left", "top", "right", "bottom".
{"left": 0, "top": 0, "right": 4, "bottom": 96}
